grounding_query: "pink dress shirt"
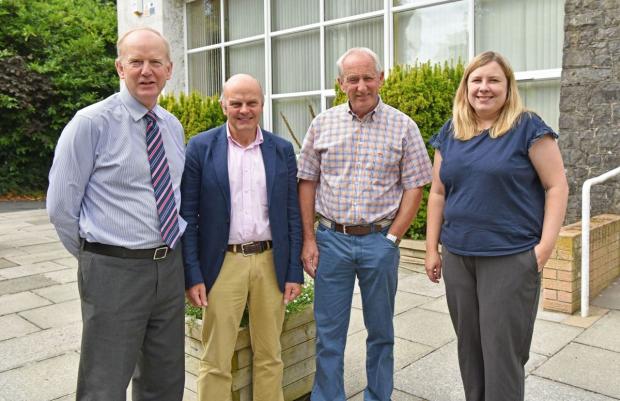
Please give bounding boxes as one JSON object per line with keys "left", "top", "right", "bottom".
{"left": 226, "top": 124, "right": 272, "bottom": 244}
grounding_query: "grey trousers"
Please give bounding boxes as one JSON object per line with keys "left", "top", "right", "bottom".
{"left": 443, "top": 249, "right": 541, "bottom": 401}
{"left": 76, "top": 246, "right": 185, "bottom": 401}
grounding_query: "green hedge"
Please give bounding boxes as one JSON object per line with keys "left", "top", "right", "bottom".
{"left": 159, "top": 91, "right": 226, "bottom": 142}
{"left": 334, "top": 61, "right": 464, "bottom": 239}
{"left": 0, "top": 0, "right": 118, "bottom": 195}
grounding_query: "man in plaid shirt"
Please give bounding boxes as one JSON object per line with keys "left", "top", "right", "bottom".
{"left": 297, "top": 47, "right": 433, "bottom": 401}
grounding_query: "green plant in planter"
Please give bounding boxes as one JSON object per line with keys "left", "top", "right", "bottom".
{"left": 185, "top": 278, "right": 315, "bottom": 324}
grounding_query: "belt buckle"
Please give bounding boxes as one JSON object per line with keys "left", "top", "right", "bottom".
{"left": 342, "top": 225, "right": 350, "bottom": 235}
{"left": 153, "top": 246, "right": 168, "bottom": 260}
{"left": 240, "top": 242, "right": 254, "bottom": 257}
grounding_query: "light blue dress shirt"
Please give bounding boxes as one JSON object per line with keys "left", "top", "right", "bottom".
{"left": 47, "top": 87, "right": 187, "bottom": 256}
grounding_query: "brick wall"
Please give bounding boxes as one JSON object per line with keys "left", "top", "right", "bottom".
{"left": 542, "top": 214, "right": 620, "bottom": 314}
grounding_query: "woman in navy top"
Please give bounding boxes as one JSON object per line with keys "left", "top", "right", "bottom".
{"left": 425, "top": 51, "right": 569, "bottom": 401}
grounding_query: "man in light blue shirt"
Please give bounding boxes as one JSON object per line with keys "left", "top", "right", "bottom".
{"left": 47, "top": 27, "right": 186, "bottom": 401}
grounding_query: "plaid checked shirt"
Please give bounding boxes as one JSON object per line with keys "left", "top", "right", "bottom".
{"left": 297, "top": 99, "right": 433, "bottom": 225}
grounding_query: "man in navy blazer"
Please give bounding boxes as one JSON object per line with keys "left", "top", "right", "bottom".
{"left": 181, "top": 73, "right": 303, "bottom": 401}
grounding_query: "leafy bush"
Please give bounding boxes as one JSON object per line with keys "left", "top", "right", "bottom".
{"left": 334, "top": 61, "right": 464, "bottom": 239}
{"left": 159, "top": 91, "right": 226, "bottom": 141}
{"left": 0, "top": 0, "right": 118, "bottom": 195}
{"left": 185, "top": 278, "right": 315, "bottom": 324}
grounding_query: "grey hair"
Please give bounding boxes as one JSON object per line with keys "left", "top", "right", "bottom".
{"left": 336, "top": 47, "right": 383, "bottom": 77}
{"left": 116, "top": 27, "right": 171, "bottom": 62}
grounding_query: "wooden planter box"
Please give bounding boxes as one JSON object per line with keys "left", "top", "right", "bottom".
{"left": 184, "top": 306, "right": 316, "bottom": 401}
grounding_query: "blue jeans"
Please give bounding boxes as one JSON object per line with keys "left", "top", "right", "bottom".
{"left": 311, "top": 224, "right": 399, "bottom": 401}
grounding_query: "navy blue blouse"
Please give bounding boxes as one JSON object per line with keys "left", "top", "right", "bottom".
{"left": 429, "top": 112, "right": 558, "bottom": 256}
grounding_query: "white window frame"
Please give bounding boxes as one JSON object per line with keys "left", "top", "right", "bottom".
{"left": 183, "top": 0, "right": 563, "bottom": 131}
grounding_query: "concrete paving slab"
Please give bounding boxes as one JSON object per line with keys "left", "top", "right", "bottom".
{"left": 0, "top": 258, "right": 17, "bottom": 269}
{"left": 343, "top": 330, "right": 433, "bottom": 397}
{"left": 0, "top": 322, "right": 81, "bottom": 372}
{"left": 533, "top": 342, "right": 620, "bottom": 399}
{"left": 398, "top": 273, "right": 446, "bottom": 298}
{"left": 0, "top": 314, "right": 40, "bottom": 341}
{"left": 347, "top": 307, "right": 366, "bottom": 336}
{"left": 394, "top": 308, "right": 455, "bottom": 348}
{"left": 5, "top": 249, "right": 72, "bottom": 265}
{"left": 0, "top": 352, "right": 79, "bottom": 401}
{"left": 348, "top": 389, "right": 426, "bottom": 401}
{"left": 575, "top": 310, "right": 620, "bottom": 352}
{"left": 524, "top": 352, "right": 548, "bottom": 376}
{"left": 17, "top": 242, "right": 67, "bottom": 255}
{"left": 44, "top": 268, "right": 78, "bottom": 284}
{"left": 536, "top": 308, "right": 569, "bottom": 323}
{"left": 19, "top": 299, "right": 81, "bottom": 329}
{"left": 0, "top": 291, "right": 51, "bottom": 315}
{"left": 525, "top": 376, "right": 617, "bottom": 401}
{"left": 592, "top": 278, "right": 620, "bottom": 311}
{"left": 0, "top": 261, "right": 70, "bottom": 279}
{"left": 0, "top": 275, "right": 58, "bottom": 296}
{"left": 352, "top": 291, "right": 432, "bottom": 315}
{"left": 52, "top": 257, "right": 77, "bottom": 268}
{"left": 33, "top": 282, "right": 79, "bottom": 303}
{"left": 394, "top": 340, "right": 465, "bottom": 401}
{"left": 417, "top": 295, "right": 450, "bottom": 315}
{"left": 0, "top": 247, "right": 29, "bottom": 258}
{"left": 562, "top": 305, "right": 608, "bottom": 328}
{"left": 530, "top": 319, "right": 583, "bottom": 356}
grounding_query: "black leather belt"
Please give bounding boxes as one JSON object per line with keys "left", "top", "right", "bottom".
{"left": 227, "top": 240, "right": 272, "bottom": 256}
{"left": 318, "top": 216, "right": 392, "bottom": 236}
{"left": 83, "top": 241, "right": 172, "bottom": 260}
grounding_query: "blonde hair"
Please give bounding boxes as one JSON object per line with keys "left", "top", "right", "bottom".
{"left": 452, "top": 51, "right": 524, "bottom": 140}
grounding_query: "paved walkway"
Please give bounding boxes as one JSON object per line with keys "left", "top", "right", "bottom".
{"left": 0, "top": 208, "right": 619, "bottom": 401}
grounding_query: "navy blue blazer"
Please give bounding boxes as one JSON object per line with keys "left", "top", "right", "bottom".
{"left": 180, "top": 124, "right": 303, "bottom": 293}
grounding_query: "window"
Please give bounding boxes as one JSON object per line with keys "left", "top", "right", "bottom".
{"left": 394, "top": 2, "right": 468, "bottom": 66}
{"left": 184, "top": 0, "right": 564, "bottom": 133}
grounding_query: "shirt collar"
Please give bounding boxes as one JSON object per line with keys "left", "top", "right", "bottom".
{"left": 119, "top": 86, "right": 162, "bottom": 122}
{"left": 346, "top": 97, "right": 384, "bottom": 122}
{"left": 226, "top": 124, "right": 264, "bottom": 149}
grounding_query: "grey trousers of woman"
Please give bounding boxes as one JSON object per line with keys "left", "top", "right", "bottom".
{"left": 443, "top": 249, "right": 541, "bottom": 401}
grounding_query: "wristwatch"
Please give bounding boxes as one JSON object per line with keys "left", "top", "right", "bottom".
{"left": 386, "top": 233, "right": 401, "bottom": 245}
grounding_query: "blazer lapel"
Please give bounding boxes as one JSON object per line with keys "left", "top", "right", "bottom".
{"left": 213, "top": 128, "right": 231, "bottom": 214}
{"left": 261, "top": 134, "right": 276, "bottom": 206}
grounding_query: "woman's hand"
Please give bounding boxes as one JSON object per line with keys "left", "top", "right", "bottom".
{"left": 425, "top": 250, "right": 443, "bottom": 283}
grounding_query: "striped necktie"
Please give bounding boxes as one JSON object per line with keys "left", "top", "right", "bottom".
{"left": 144, "top": 110, "right": 181, "bottom": 248}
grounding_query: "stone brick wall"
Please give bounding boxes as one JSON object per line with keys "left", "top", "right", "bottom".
{"left": 542, "top": 214, "right": 620, "bottom": 314}
{"left": 559, "top": 0, "right": 620, "bottom": 223}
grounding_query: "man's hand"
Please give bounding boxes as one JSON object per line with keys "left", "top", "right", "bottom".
{"left": 186, "top": 283, "right": 208, "bottom": 307}
{"left": 283, "top": 282, "right": 302, "bottom": 305}
{"left": 301, "top": 239, "right": 319, "bottom": 278}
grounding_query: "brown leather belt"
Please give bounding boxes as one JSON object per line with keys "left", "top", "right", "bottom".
{"left": 227, "top": 240, "right": 273, "bottom": 256}
{"left": 318, "top": 216, "right": 392, "bottom": 236}
{"left": 83, "top": 241, "right": 171, "bottom": 260}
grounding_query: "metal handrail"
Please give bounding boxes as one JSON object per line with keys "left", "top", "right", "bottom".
{"left": 581, "top": 166, "right": 620, "bottom": 317}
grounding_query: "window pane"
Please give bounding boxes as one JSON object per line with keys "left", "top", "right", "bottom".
{"left": 225, "top": 41, "right": 266, "bottom": 90}
{"left": 186, "top": 0, "right": 221, "bottom": 49}
{"left": 325, "top": 0, "right": 383, "bottom": 20}
{"left": 272, "top": 30, "right": 320, "bottom": 93}
{"left": 475, "top": 0, "right": 564, "bottom": 71}
{"left": 325, "top": 18, "right": 384, "bottom": 88}
{"left": 394, "top": 2, "right": 468, "bottom": 66}
{"left": 518, "top": 80, "right": 560, "bottom": 132}
{"left": 271, "top": 0, "right": 319, "bottom": 31}
{"left": 188, "top": 50, "right": 222, "bottom": 97}
{"left": 225, "top": 0, "right": 264, "bottom": 41}
{"left": 272, "top": 97, "right": 320, "bottom": 149}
